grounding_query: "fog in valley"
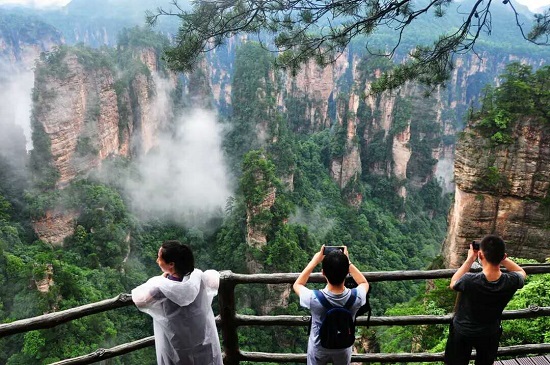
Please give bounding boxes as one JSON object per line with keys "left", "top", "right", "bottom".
{"left": 122, "top": 106, "right": 232, "bottom": 225}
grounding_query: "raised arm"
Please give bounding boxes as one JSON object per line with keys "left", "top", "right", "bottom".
{"left": 293, "top": 246, "right": 324, "bottom": 296}
{"left": 500, "top": 255, "right": 527, "bottom": 279}
{"left": 344, "top": 246, "right": 369, "bottom": 293}
{"left": 349, "top": 263, "right": 369, "bottom": 293}
{"left": 450, "top": 243, "right": 478, "bottom": 289}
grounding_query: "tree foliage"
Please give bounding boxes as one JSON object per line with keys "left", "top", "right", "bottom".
{"left": 474, "top": 62, "right": 550, "bottom": 144}
{"left": 148, "top": 0, "right": 550, "bottom": 91}
{"left": 502, "top": 260, "right": 550, "bottom": 345}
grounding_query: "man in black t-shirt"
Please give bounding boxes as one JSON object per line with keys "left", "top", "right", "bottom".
{"left": 444, "top": 235, "right": 526, "bottom": 365}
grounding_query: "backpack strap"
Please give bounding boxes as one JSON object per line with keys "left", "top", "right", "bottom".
{"left": 343, "top": 288, "right": 357, "bottom": 310}
{"left": 355, "top": 286, "right": 372, "bottom": 328}
{"left": 313, "top": 289, "right": 333, "bottom": 309}
{"left": 314, "top": 288, "right": 357, "bottom": 310}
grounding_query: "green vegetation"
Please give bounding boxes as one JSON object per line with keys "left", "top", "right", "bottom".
{"left": 502, "top": 260, "right": 550, "bottom": 345}
{"left": 34, "top": 46, "right": 70, "bottom": 81}
{"left": 2, "top": 14, "right": 549, "bottom": 365}
{"left": 476, "top": 166, "right": 511, "bottom": 193}
{"left": 224, "top": 42, "right": 276, "bottom": 171}
{"left": 376, "top": 278, "right": 453, "bottom": 356}
{"left": 28, "top": 110, "right": 59, "bottom": 191}
{"left": 474, "top": 63, "right": 550, "bottom": 144}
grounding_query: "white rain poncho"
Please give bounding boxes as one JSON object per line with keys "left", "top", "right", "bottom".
{"left": 132, "top": 269, "right": 223, "bottom": 365}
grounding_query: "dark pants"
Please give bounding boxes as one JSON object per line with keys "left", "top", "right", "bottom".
{"left": 444, "top": 324, "right": 502, "bottom": 365}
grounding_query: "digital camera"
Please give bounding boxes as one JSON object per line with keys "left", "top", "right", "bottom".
{"left": 471, "top": 241, "right": 480, "bottom": 250}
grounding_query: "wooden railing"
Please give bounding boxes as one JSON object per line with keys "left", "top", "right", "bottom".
{"left": 1, "top": 265, "right": 550, "bottom": 365}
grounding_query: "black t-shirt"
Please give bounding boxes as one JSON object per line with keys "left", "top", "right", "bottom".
{"left": 453, "top": 271, "right": 524, "bottom": 336}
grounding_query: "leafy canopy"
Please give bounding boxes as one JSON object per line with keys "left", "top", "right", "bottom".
{"left": 474, "top": 63, "right": 550, "bottom": 144}
{"left": 147, "top": 0, "right": 550, "bottom": 92}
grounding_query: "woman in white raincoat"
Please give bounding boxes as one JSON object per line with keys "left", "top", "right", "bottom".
{"left": 132, "top": 240, "right": 223, "bottom": 365}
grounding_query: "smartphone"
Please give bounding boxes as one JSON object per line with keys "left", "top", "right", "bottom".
{"left": 324, "top": 246, "right": 345, "bottom": 254}
{"left": 471, "top": 241, "right": 480, "bottom": 250}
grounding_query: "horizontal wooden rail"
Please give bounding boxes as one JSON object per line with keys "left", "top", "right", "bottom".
{"left": 234, "top": 306, "right": 550, "bottom": 326}
{"left": 48, "top": 336, "right": 155, "bottom": 365}
{"left": 2, "top": 265, "right": 548, "bottom": 339}
{"left": 240, "top": 343, "right": 550, "bottom": 363}
{"left": 50, "top": 341, "right": 550, "bottom": 365}
{"left": 46, "top": 336, "right": 550, "bottom": 365}
{"left": 0, "top": 294, "right": 134, "bottom": 338}
{"left": 223, "top": 265, "right": 550, "bottom": 284}
{"left": 1, "top": 265, "right": 548, "bottom": 365}
{"left": 43, "top": 305, "right": 549, "bottom": 364}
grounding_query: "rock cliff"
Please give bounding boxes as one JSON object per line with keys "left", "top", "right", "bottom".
{"left": 442, "top": 118, "right": 550, "bottom": 267}
{"left": 207, "top": 46, "right": 539, "bottom": 203}
{"left": 0, "top": 13, "right": 62, "bottom": 72}
{"left": 202, "top": 43, "right": 550, "bottom": 266}
{"left": 31, "top": 45, "right": 175, "bottom": 244}
{"left": 218, "top": 45, "right": 549, "bottom": 219}
{"left": 33, "top": 52, "right": 123, "bottom": 188}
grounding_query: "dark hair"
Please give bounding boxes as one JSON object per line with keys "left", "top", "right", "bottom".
{"left": 480, "top": 235, "right": 505, "bottom": 265}
{"left": 160, "top": 240, "right": 195, "bottom": 277}
{"left": 322, "top": 251, "right": 349, "bottom": 285}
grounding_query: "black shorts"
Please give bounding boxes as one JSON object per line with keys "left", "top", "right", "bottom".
{"left": 444, "top": 323, "right": 502, "bottom": 365}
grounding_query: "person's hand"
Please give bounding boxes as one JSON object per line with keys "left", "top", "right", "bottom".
{"left": 467, "top": 243, "right": 479, "bottom": 263}
{"left": 343, "top": 245, "right": 349, "bottom": 258}
{"left": 312, "top": 245, "right": 325, "bottom": 265}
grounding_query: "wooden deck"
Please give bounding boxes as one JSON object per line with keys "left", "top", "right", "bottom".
{"left": 495, "top": 355, "right": 550, "bottom": 364}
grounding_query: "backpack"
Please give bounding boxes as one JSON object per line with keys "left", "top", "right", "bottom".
{"left": 313, "top": 288, "right": 357, "bottom": 349}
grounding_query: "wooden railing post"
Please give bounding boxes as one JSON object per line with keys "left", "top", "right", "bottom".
{"left": 218, "top": 270, "right": 239, "bottom": 365}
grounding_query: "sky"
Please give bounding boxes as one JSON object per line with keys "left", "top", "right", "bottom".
{"left": 516, "top": 0, "right": 550, "bottom": 11}
{"left": 0, "top": 0, "right": 550, "bottom": 11}
{"left": 0, "top": 0, "right": 70, "bottom": 7}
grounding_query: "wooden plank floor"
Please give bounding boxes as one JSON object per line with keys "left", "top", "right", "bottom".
{"left": 494, "top": 355, "right": 550, "bottom": 364}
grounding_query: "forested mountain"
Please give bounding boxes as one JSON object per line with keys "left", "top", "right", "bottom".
{"left": 0, "top": 0, "right": 549, "bottom": 363}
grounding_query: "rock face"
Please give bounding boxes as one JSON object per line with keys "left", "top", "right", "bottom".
{"left": 35, "top": 264, "right": 55, "bottom": 294}
{"left": 31, "top": 46, "right": 175, "bottom": 244}
{"left": 208, "top": 42, "right": 550, "bottom": 266}
{"left": 0, "top": 15, "right": 62, "bottom": 72}
{"left": 33, "top": 210, "right": 79, "bottom": 246}
{"left": 208, "top": 43, "right": 547, "bottom": 209}
{"left": 208, "top": 49, "right": 528, "bottom": 206}
{"left": 283, "top": 56, "right": 350, "bottom": 131}
{"left": 34, "top": 52, "right": 123, "bottom": 188}
{"left": 330, "top": 93, "right": 362, "bottom": 190}
{"left": 442, "top": 118, "right": 550, "bottom": 267}
{"left": 0, "top": 14, "right": 63, "bottom": 153}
